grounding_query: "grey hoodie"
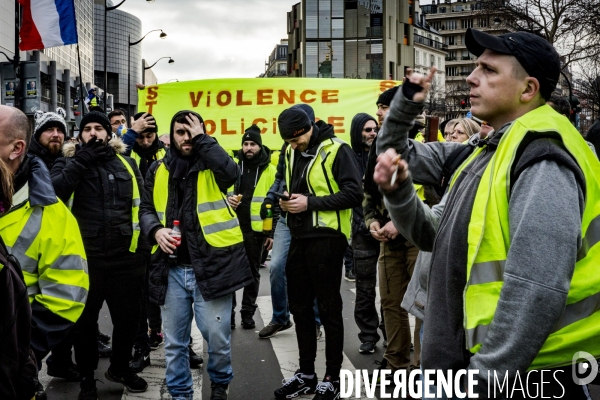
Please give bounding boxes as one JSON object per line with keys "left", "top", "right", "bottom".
{"left": 377, "top": 87, "right": 585, "bottom": 393}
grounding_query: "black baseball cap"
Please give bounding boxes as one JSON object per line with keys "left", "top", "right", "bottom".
{"left": 465, "top": 28, "right": 560, "bottom": 100}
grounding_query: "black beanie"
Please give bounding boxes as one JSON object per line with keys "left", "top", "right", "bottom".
{"left": 376, "top": 85, "right": 400, "bottom": 107}
{"left": 242, "top": 124, "right": 262, "bottom": 147}
{"left": 133, "top": 112, "right": 158, "bottom": 134}
{"left": 278, "top": 108, "right": 312, "bottom": 140}
{"left": 80, "top": 111, "right": 112, "bottom": 136}
{"left": 290, "top": 103, "right": 315, "bottom": 122}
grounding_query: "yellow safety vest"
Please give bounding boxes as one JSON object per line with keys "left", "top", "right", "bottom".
{"left": 285, "top": 137, "right": 352, "bottom": 239}
{"left": 152, "top": 162, "right": 244, "bottom": 250}
{"left": 0, "top": 183, "right": 89, "bottom": 323}
{"left": 449, "top": 105, "right": 600, "bottom": 370}
{"left": 130, "top": 147, "right": 166, "bottom": 169}
{"left": 65, "top": 155, "right": 140, "bottom": 253}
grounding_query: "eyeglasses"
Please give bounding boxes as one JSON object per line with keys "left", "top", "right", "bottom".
{"left": 364, "top": 127, "right": 379, "bottom": 133}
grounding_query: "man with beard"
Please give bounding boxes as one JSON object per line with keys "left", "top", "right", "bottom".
{"left": 227, "top": 124, "right": 276, "bottom": 329}
{"left": 273, "top": 108, "right": 362, "bottom": 400}
{"left": 0, "top": 105, "right": 88, "bottom": 400}
{"left": 51, "top": 111, "right": 148, "bottom": 399}
{"left": 28, "top": 108, "right": 67, "bottom": 170}
{"left": 348, "top": 113, "right": 384, "bottom": 355}
{"left": 140, "top": 111, "right": 252, "bottom": 400}
{"left": 127, "top": 112, "right": 166, "bottom": 178}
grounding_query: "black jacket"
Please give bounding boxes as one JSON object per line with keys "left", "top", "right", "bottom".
{"left": 126, "top": 137, "right": 167, "bottom": 179}
{"left": 139, "top": 133, "right": 253, "bottom": 304}
{"left": 51, "top": 138, "right": 147, "bottom": 260}
{"left": 0, "top": 236, "right": 36, "bottom": 400}
{"left": 27, "top": 138, "right": 61, "bottom": 170}
{"left": 285, "top": 121, "right": 363, "bottom": 239}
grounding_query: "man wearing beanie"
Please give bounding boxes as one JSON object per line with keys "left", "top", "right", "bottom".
{"left": 140, "top": 110, "right": 252, "bottom": 400}
{"left": 227, "top": 124, "right": 277, "bottom": 330}
{"left": 363, "top": 85, "right": 422, "bottom": 376}
{"left": 375, "top": 29, "right": 600, "bottom": 396}
{"left": 348, "top": 112, "right": 386, "bottom": 355}
{"left": 28, "top": 108, "right": 68, "bottom": 169}
{"left": 51, "top": 111, "right": 149, "bottom": 398}
{"left": 273, "top": 107, "right": 362, "bottom": 400}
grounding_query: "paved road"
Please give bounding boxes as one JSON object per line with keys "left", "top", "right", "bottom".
{"left": 42, "top": 264, "right": 600, "bottom": 399}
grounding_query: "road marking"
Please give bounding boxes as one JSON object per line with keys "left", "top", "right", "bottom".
{"left": 256, "top": 295, "right": 368, "bottom": 399}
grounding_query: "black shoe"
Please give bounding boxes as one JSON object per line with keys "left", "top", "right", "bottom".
{"left": 47, "top": 361, "right": 81, "bottom": 381}
{"left": 313, "top": 375, "right": 340, "bottom": 400}
{"left": 34, "top": 379, "right": 47, "bottom": 400}
{"left": 359, "top": 341, "right": 375, "bottom": 354}
{"left": 149, "top": 330, "right": 164, "bottom": 350}
{"left": 130, "top": 347, "right": 150, "bottom": 373}
{"left": 105, "top": 367, "right": 148, "bottom": 393}
{"left": 344, "top": 269, "right": 356, "bottom": 282}
{"left": 97, "top": 329, "right": 111, "bottom": 344}
{"left": 371, "top": 358, "right": 388, "bottom": 386}
{"left": 231, "top": 311, "right": 236, "bottom": 329}
{"left": 258, "top": 321, "right": 293, "bottom": 339}
{"left": 189, "top": 346, "right": 203, "bottom": 368}
{"left": 210, "top": 382, "right": 229, "bottom": 400}
{"left": 78, "top": 376, "right": 98, "bottom": 400}
{"left": 241, "top": 313, "right": 255, "bottom": 330}
{"left": 98, "top": 340, "right": 112, "bottom": 357}
{"left": 274, "top": 370, "right": 318, "bottom": 399}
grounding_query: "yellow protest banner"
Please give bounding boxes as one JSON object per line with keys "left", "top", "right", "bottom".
{"left": 137, "top": 78, "right": 400, "bottom": 151}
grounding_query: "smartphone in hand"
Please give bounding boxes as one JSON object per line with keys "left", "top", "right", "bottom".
{"left": 274, "top": 192, "right": 290, "bottom": 201}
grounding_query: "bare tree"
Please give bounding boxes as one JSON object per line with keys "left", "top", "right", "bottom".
{"left": 573, "top": 56, "right": 600, "bottom": 131}
{"left": 479, "top": 0, "right": 600, "bottom": 68}
{"left": 444, "top": 81, "right": 470, "bottom": 119}
{"left": 425, "top": 73, "right": 446, "bottom": 117}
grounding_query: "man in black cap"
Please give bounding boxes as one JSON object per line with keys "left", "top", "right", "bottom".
{"left": 374, "top": 28, "right": 600, "bottom": 396}
{"left": 273, "top": 108, "right": 362, "bottom": 400}
{"left": 226, "top": 124, "right": 276, "bottom": 329}
{"left": 51, "top": 111, "right": 148, "bottom": 398}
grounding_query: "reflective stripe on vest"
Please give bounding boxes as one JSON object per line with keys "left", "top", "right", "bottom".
{"left": 131, "top": 147, "right": 166, "bottom": 168}
{"left": 285, "top": 137, "right": 352, "bottom": 239}
{"left": 116, "top": 155, "right": 140, "bottom": 253}
{"left": 152, "top": 163, "right": 244, "bottom": 251}
{"left": 0, "top": 183, "right": 89, "bottom": 323}
{"left": 451, "top": 105, "right": 600, "bottom": 370}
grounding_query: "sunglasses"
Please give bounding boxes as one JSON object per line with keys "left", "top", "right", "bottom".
{"left": 364, "top": 127, "right": 379, "bottom": 133}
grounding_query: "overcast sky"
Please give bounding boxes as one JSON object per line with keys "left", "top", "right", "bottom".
{"left": 118, "top": 0, "right": 299, "bottom": 83}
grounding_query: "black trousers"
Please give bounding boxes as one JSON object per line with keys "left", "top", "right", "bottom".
{"left": 286, "top": 235, "right": 347, "bottom": 379}
{"left": 352, "top": 233, "right": 383, "bottom": 344}
{"left": 134, "top": 253, "right": 163, "bottom": 352}
{"left": 73, "top": 253, "right": 144, "bottom": 377}
{"left": 233, "top": 230, "right": 265, "bottom": 316}
{"left": 45, "top": 328, "right": 75, "bottom": 369}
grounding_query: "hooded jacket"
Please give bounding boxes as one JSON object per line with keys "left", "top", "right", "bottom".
{"left": 233, "top": 144, "right": 274, "bottom": 232}
{"left": 139, "top": 111, "right": 252, "bottom": 304}
{"left": 285, "top": 120, "right": 363, "bottom": 239}
{"left": 349, "top": 113, "right": 379, "bottom": 241}
{"left": 128, "top": 136, "right": 167, "bottom": 179}
{"left": 51, "top": 137, "right": 146, "bottom": 260}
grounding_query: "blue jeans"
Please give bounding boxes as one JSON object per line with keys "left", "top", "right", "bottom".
{"left": 162, "top": 266, "right": 233, "bottom": 399}
{"left": 269, "top": 216, "right": 321, "bottom": 326}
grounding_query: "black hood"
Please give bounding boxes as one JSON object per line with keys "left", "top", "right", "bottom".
{"left": 169, "top": 110, "right": 204, "bottom": 158}
{"left": 305, "top": 120, "right": 336, "bottom": 154}
{"left": 349, "top": 113, "right": 377, "bottom": 157}
{"left": 237, "top": 144, "right": 272, "bottom": 169}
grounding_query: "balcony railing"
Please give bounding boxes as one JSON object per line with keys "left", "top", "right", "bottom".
{"left": 414, "top": 34, "right": 447, "bottom": 51}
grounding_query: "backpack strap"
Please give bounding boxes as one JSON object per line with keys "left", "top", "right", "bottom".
{"left": 437, "top": 143, "right": 477, "bottom": 196}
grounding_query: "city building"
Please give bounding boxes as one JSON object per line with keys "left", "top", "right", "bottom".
{"left": 421, "top": 0, "right": 509, "bottom": 117}
{"left": 287, "top": 0, "right": 414, "bottom": 80}
{"left": 93, "top": 0, "right": 142, "bottom": 117}
{"left": 413, "top": 0, "right": 446, "bottom": 116}
{"left": 0, "top": 0, "right": 94, "bottom": 125}
{"left": 263, "top": 39, "right": 288, "bottom": 78}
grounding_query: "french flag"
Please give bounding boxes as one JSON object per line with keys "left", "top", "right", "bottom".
{"left": 19, "top": 0, "right": 78, "bottom": 51}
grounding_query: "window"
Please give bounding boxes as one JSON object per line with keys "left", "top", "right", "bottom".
{"left": 447, "top": 20, "right": 457, "bottom": 30}
{"left": 462, "top": 19, "right": 473, "bottom": 29}
{"left": 415, "top": 50, "right": 420, "bottom": 66}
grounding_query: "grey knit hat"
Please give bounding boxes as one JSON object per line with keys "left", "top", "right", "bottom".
{"left": 34, "top": 108, "right": 68, "bottom": 139}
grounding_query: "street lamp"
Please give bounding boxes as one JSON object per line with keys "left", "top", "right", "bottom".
{"left": 104, "top": 0, "right": 155, "bottom": 113}
{"left": 142, "top": 57, "right": 174, "bottom": 84}
{"left": 128, "top": 29, "right": 166, "bottom": 119}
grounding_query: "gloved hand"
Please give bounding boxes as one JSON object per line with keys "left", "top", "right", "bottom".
{"left": 260, "top": 198, "right": 274, "bottom": 219}
{"left": 74, "top": 137, "right": 108, "bottom": 168}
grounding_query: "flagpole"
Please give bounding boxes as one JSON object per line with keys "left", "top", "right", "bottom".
{"left": 76, "top": 44, "right": 86, "bottom": 116}
{"left": 14, "top": 0, "right": 21, "bottom": 111}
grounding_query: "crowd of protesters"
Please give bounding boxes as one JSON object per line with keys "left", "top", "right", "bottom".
{"left": 1, "top": 27, "right": 599, "bottom": 400}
